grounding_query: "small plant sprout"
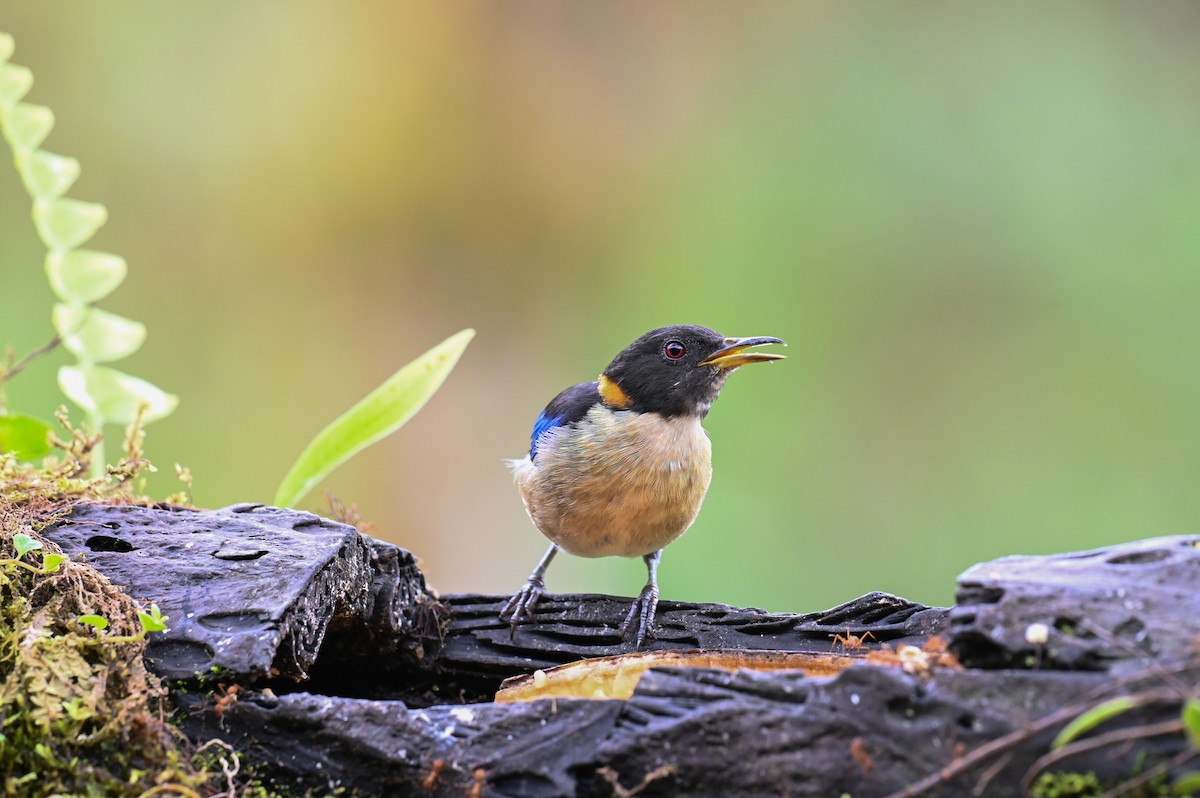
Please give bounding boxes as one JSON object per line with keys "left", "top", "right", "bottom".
{"left": 41, "top": 552, "right": 66, "bottom": 573}
{"left": 78, "top": 604, "right": 168, "bottom": 643}
{"left": 12, "top": 532, "right": 41, "bottom": 559}
{"left": 137, "top": 603, "right": 169, "bottom": 633}
{"left": 78, "top": 614, "right": 109, "bottom": 631}
{"left": 3, "top": 533, "right": 65, "bottom": 574}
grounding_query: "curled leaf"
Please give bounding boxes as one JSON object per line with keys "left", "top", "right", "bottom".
{"left": 33, "top": 197, "right": 107, "bottom": 250}
{"left": 45, "top": 249, "right": 128, "bottom": 303}
{"left": 17, "top": 148, "right": 79, "bottom": 200}
{"left": 5, "top": 103, "right": 54, "bottom": 154}
{"left": 53, "top": 304, "right": 147, "bottom": 362}
{"left": 0, "top": 63, "right": 33, "bottom": 108}
{"left": 58, "top": 364, "right": 178, "bottom": 424}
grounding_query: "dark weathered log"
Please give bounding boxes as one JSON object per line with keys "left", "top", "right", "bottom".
{"left": 177, "top": 689, "right": 624, "bottom": 797}
{"left": 44, "top": 502, "right": 429, "bottom": 681}
{"left": 578, "top": 665, "right": 1187, "bottom": 798}
{"left": 178, "top": 663, "right": 1191, "bottom": 797}
{"left": 431, "top": 591, "right": 949, "bottom": 696}
{"left": 44, "top": 505, "right": 1200, "bottom": 796}
{"left": 950, "top": 534, "right": 1200, "bottom": 670}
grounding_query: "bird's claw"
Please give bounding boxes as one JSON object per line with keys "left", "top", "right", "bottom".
{"left": 620, "top": 584, "right": 660, "bottom": 649}
{"left": 500, "top": 576, "right": 545, "bottom": 637}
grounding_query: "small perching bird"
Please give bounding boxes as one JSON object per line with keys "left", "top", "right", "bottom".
{"left": 502, "top": 324, "right": 786, "bottom": 646}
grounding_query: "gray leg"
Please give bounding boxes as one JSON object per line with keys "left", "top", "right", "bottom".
{"left": 620, "top": 549, "right": 662, "bottom": 648}
{"left": 500, "top": 544, "right": 558, "bottom": 631}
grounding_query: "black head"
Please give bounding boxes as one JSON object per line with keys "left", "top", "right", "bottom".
{"left": 599, "top": 324, "right": 786, "bottom": 418}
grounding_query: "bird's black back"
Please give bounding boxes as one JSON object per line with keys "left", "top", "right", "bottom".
{"left": 529, "top": 381, "right": 601, "bottom": 459}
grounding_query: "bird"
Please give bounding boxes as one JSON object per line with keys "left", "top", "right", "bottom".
{"left": 501, "top": 324, "right": 786, "bottom": 647}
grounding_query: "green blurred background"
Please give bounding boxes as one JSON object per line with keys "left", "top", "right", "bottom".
{"left": 3, "top": 3, "right": 1199, "bottom": 612}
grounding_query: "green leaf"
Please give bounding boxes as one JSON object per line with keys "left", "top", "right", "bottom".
{"left": 1183, "top": 697, "right": 1200, "bottom": 750}
{"left": 62, "top": 698, "right": 90, "bottom": 721}
{"left": 1173, "top": 772, "right": 1200, "bottom": 795}
{"left": 4, "top": 103, "right": 54, "bottom": 154}
{"left": 41, "top": 553, "right": 66, "bottom": 573}
{"left": 58, "top": 364, "right": 178, "bottom": 424}
{"left": 0, "top": 63, "right": 32, "bottom": 108}
{"left": 45, "top": 250, "right": 127, "bottom": 303}
{"left": 17, "top": 150, "right": 79, "bottom": 199}
{"left": 0, "top": 413, "right": 54, "bottom": 459}
{"left": 53, "top": 304, "right": 147, "bottom": 362}
{"left": 33, "top": 197, "right": 107, "bottom": 251}
{"left": 0, "top": 33, "right": 14, "bottom": 63}
{"left": 77, "top": 615, "right": 109, "bottom": 631}
{"left": 137, "top": 603, "right": 168, "bottom": 633}
{"left": 274, "top": 328, "right": 474, "bottom": 508}
{"left": 1052, "top": 696, "right": 1136, "bottom": 749}
{"left": 12, "top": 533, "right": 42, "bottom": 560}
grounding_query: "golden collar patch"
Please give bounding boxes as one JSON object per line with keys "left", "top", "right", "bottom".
{"left": 598, "top": 374, "right": 632, "bottom": 409}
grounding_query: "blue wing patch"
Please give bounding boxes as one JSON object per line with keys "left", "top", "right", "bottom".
{"left": 530, "top": 410, "right": 562, "bottom": 459}
{"left": 529, "top": 381, "right": 601, "bottom": 460}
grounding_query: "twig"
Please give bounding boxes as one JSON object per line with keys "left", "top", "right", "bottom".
{"left": 1095, "top": 747, "right": 1197, "bottom": 798}
{"left": 971, "top": 752, "right": 1012, "bottom": 796}
{"left": 1019, "top": 717, "right": 1184, "bottom": 794}
{"left": 0, "top": 335, "right": 61, "bottom": 387}
{"left": 883, "top": 703, "right": 1081, "bottom": 798}
{"left": 881, "top": 687, "right": 1183, "bottom": 798}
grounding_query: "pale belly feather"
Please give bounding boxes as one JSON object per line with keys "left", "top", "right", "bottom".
{"left": 510, "top": 408, "right": 714, "bottom": 558}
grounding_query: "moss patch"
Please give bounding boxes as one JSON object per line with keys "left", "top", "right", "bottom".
{"left": 0, "top": 411, "right": 214, "bottom": 796}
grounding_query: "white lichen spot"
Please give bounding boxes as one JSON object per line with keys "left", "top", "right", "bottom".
{"left": 450, "top": 706, "right": 476, "bottom": 724}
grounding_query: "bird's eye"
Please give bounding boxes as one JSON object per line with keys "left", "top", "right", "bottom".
{"left": 663, "top": 340, "right": 686, "bottom": 360}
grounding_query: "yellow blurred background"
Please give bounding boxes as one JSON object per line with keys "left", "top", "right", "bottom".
{"left": 4, "top": 3, "right": 1199, "bottom": 613}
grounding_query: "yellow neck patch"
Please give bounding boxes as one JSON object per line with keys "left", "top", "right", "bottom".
{"left": 598, "top": 375, "right": 632, "bottom": 409}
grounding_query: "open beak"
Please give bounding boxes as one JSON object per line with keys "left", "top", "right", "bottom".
{"left": 698, "top": 336, "right": 787, "bottom": 370}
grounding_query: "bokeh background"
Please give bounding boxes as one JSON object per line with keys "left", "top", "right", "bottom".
{"left": 3, "top": 3, "right": 1199, "bottom": 612}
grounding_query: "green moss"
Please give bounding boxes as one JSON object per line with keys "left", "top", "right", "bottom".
{"left": 1030, "top": 771, "right": 1103, "bottom": 798}
{"left": 0, "top": 414, "right": 215, "bottom": 797}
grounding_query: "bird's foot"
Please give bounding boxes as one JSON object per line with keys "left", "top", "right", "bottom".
{"left": 499, "top": 575, "right": 545, "bottom": 636}
{"left": 620, "top": 583, "right": 660, "bottom": 649}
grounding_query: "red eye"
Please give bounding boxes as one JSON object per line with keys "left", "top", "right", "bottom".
{"left": 663, "top": 340, "right": 686, "bottom": 360}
